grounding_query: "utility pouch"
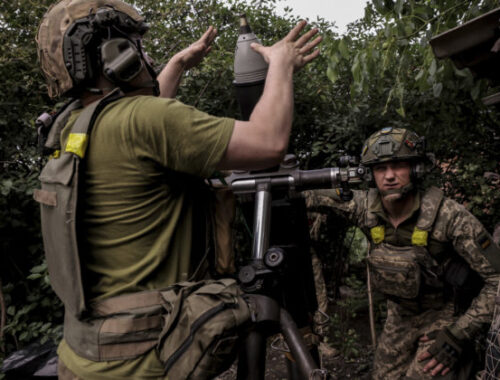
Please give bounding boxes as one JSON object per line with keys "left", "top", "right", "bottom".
{"left": 35, "top": 153, "right": 85, "bottom": 316}
{"left": 367, "top": 243, "right": 425, "bottom": 299}
{"left": 445, "top": 258, "right": 483, "bottom": 314}
{"left": 158, "top": 278, "right": 251, "bottom": 380}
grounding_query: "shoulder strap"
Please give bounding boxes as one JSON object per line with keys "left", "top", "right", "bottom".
{"left": 416, "top": 187, "right": 444, "bottom": 231}
{"left": 44, "top": 99, "right": 82, "bottom": 151}
{"left": 365, "top": 188, "right": 379, "bottom": 229}
{"left": 65, "top": 88, "right": 123, "bottom": 158}
{"left": 365, "top": 188, "right": 385, "bottom": 244}
{"left": 412, "top": 186, "right": 444, "bottom": 246}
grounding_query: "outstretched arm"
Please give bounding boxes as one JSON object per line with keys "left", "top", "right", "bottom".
{"left": 158, "top": 26, "right": 217, "bottom": 98}
{"left": 217, "top": 21, "right": 322, "bottom": 170}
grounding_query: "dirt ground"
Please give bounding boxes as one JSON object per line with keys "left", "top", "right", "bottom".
{"left": 216, "top": 340, "right": 373, "bottom": 379}
{"left": 216, "top": 305, "right": 375, "bottom": 379}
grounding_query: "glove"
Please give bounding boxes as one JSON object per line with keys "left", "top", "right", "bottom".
{"left": 426, "top": 327, "right": 466, "bottom": 369}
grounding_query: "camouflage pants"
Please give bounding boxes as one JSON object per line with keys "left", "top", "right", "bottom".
{"left": 373, "top": 300, "right": 463, "bottom": 380}
{"left": 311, "top": 251, "right": 330, "bottom": 338}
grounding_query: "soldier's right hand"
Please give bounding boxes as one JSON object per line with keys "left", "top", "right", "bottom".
{"left": 250, "top": 21, "right": 322, "bottom": 72}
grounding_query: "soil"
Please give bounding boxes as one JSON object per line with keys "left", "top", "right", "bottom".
{"left": 216, "top": 304, "right": 377, "bottom": 380}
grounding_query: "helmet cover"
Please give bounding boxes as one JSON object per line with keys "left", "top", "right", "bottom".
{"left": 360, "top": 127, "right": 426, "bottom": 166}
{"left": 36, "top": 0, "right": 144, "bottom": 98}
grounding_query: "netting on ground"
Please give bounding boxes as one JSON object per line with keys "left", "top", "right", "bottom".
{"left": 484, "top": 284, "right": 500, "bottom": 380}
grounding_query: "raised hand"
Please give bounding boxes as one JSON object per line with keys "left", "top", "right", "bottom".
{"left": 250, "top": 21, "right": 322, "bottom": 72}
{"left": 174, "top": 26, "right": 217, "bottom": 70}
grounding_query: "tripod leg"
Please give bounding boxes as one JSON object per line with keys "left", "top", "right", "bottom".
{"left": 280, "top": 308, "right": 321, "bottom": 379}
{"left": 236, "top": 330, "right": 267, "bottom": 380}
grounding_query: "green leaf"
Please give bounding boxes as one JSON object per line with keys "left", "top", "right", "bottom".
{"left": 372, "top": 0, "right": 386, "bottom": 14}
{"left": 7, "top": 306, "right": 16, "bottom": 316}
{"left": 471, "top": 82, "right": 481, "bottom": 100}
{"left": 454, "top": 67, "right": 470, "bottom": 78}
{"left": 326, "top": 66, "right": 339, "bottom": 83}
{"left": 1, "top": 179, "right": 13, "bottom": 196}
{"left": 428, "top": 59, "right": 437, "bottom": 76}
{"left": 339, "top": 38, "right": 349, "bottom": 59}
{"left": 394, "top": 0, "right": 403, "bottom": 15}
{"left": 433, "top": 83, "right": 443, "bottom": 98}
{"left": 31, "top": 263, "right": 47, "bottom": 273}
{"left": 40, "top": 322, "right": 51, "bottom": 332}
{"left": 351, "top": 54, "right": 362, "bottom": 83}
{"left": 396, "top": 106, "right": 406, "bottom": 117}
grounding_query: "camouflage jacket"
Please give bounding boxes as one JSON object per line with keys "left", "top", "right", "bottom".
{"left": 304, "top": 187, "right": 500, "bottom": 340}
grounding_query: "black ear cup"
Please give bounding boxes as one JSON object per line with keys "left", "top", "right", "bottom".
{"left": 101, "top": 38, "right": 144, "bottom": 83}
{"left": 412, "top": 162, "right": 424, "bottom": 180}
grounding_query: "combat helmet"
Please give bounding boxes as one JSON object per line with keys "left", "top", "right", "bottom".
{"left": 361, "top": 127, "right": 433, "bottom": 180}
{"left": 37, "top": 0, "right": 156, "bottom": 98}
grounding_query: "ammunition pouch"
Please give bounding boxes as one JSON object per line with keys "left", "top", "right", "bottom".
{"left": 64, "top": 278, "right": 251, "bottom": 379}
{"left": 158, "top": 279, "right": 250, "bottom": 379}
{"left": 367, "top": 243, "right": 440, "bottom": 299}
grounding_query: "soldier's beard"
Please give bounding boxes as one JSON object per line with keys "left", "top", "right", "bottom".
{"left": 379, "top": 183, "right": 414, "bottom": 203}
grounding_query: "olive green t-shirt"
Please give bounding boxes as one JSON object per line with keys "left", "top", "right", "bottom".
{"left": 58, "top": 95, "right": 234, "bottom": 378}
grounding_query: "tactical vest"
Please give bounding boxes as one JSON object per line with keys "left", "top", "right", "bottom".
{"left": 365, "top": 187, "right": 446, "bottom": 299}
{"left": 34, "top": 90, "right": 122, "bottom": 317}
{"left": 33, "top": 91, "right": 250, "bottom": 375}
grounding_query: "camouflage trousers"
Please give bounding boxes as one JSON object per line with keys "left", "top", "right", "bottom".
{"left": 373, "top": 299, "right": 474, "bottom": 380}
{"left": 311, "top": 251, "right": 330, "bottom": 338}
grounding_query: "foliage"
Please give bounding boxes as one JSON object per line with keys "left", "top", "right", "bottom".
{"left": 330, "top": 274, "right": 366, "bottom": 359}
{"left": 344, "top": 227, "right": 368, "bottom": 264}
{"left": 330, "top": 309, "right": 361, "bottom": 359}
{"left": 322, "top": 0, "right": 500, "bottom": 229}
{"left": 0, "top": 0, "right": 63, "bottom": 360}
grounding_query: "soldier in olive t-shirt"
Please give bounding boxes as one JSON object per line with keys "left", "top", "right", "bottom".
{"left": 36, "top": 0, "right": 322, "bottom": 376}
{"left": 58, "top": 95, "right": 234, "bottom": 378}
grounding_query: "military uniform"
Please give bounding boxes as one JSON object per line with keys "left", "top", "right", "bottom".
{"left": 304, "top": 187, "right": 500, "bottom": 379}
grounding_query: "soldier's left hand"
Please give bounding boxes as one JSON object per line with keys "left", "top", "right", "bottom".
{"left": 173, "top": 26, "right": 217, "bottom": 70}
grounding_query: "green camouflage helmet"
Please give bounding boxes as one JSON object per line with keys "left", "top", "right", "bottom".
{"left": 36, "top": 0, "right": 144, "bottom": 98}
{"left": 360, "top": 127, "right": 426, "bottom": 166}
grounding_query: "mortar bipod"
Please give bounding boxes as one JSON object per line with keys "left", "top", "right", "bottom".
{"left": 239, "top": 294, "right": 328, "bottom": 380}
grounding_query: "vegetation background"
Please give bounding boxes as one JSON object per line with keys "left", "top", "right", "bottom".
{"left": 0, "top": 0, "right": 499, "bottom": 375}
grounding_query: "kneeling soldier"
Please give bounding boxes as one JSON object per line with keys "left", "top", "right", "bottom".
{"left": 305, "top": 127, "right": 500, "bottom": 379}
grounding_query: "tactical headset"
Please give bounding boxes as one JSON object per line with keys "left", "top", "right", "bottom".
{"left": 62, "top": 6, "right": 158, "bottom": 94}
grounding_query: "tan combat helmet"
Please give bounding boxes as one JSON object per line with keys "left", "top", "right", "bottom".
{"left": 36, "top": 0, "right": 147, "bottom": 98}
